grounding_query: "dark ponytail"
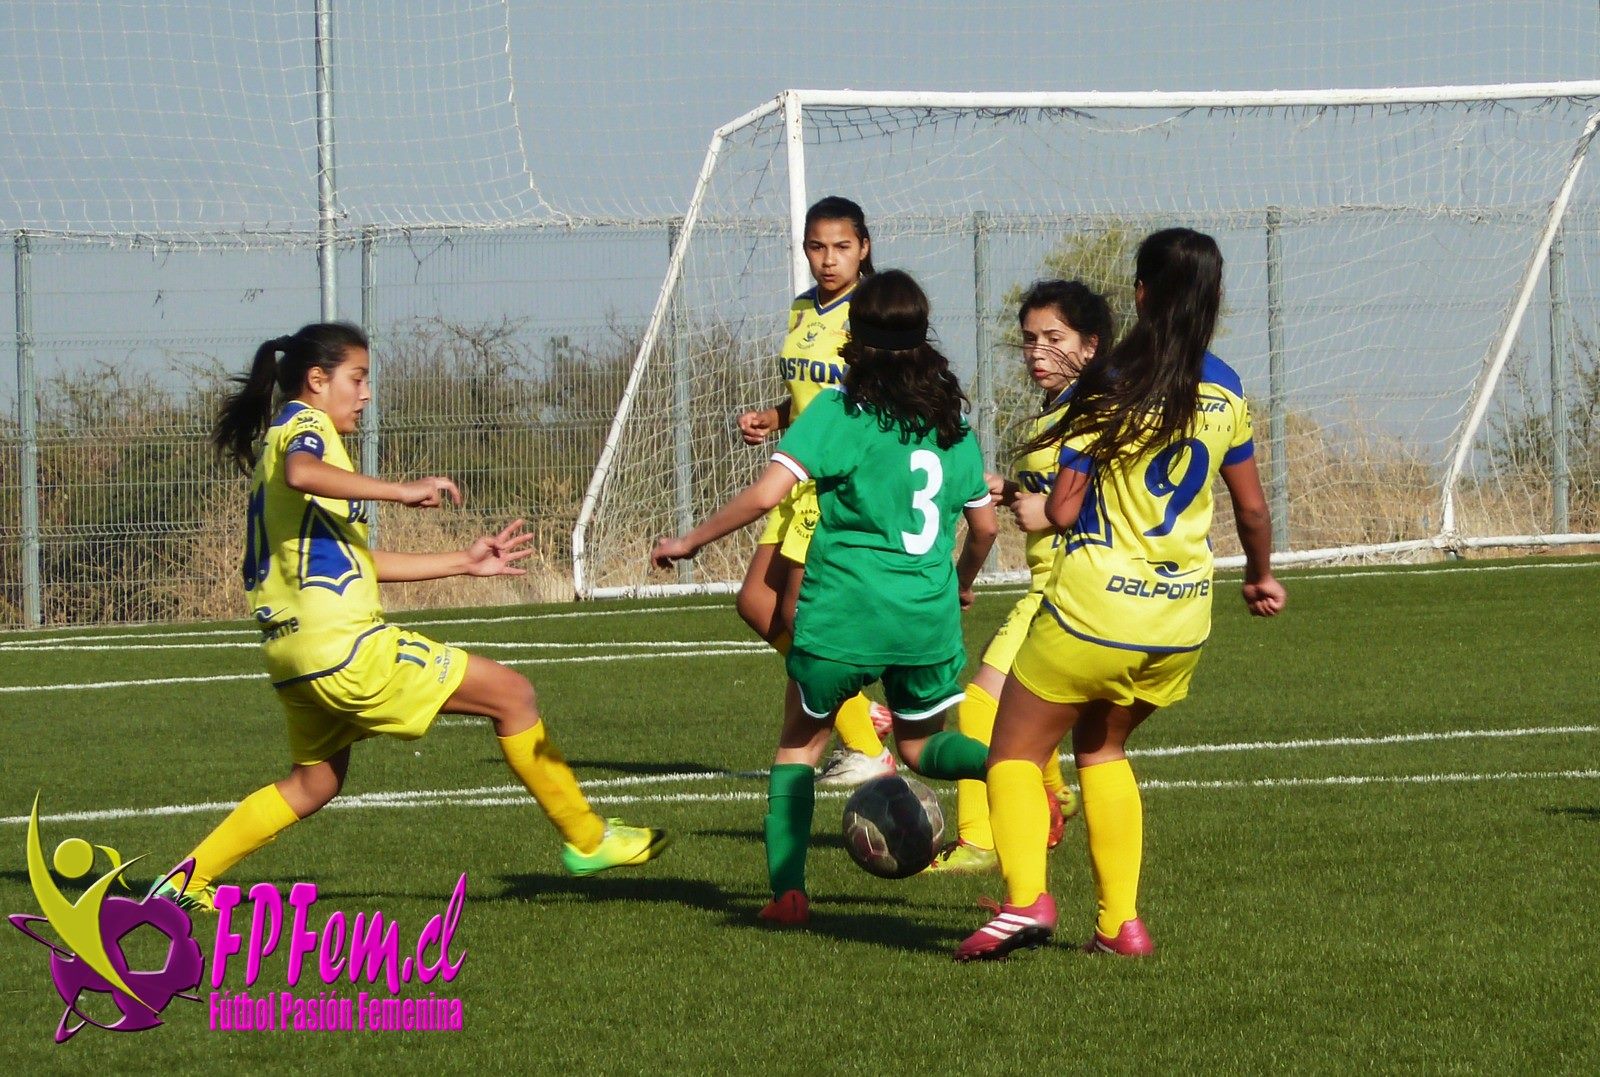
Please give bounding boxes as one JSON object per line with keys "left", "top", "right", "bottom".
{"left": 212, "top": 322, "right": 369, "bottom": 474}
{"left": 805, "top": 195, "right": 875, "bottom": 276}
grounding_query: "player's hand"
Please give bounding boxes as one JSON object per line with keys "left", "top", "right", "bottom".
{"left": 737, "top": 408, "right": 779, "bottom": 445}
{"left": 1241, "top": 574, "right": 1286, "bottom": 617}
{"left": 651, "top": 535, "right": 697, "bottom": 568}
{"left": 396, "top": 476, "right": 462, "bottom": 508}
{"left": 1009, "top": 492, "right": 1050, "bottom": 532}
{"left": 958, "top": 585, "right": 976, "bottom": 611}
{"left": 465, "top": 519, "right": 535, "bottom": 577}
{"left": 985, "top": 472, "right": 1008, "bottom": 500}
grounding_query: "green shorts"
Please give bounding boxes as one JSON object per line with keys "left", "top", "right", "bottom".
{"left": 786, "top": 647, "right": 967, "bottom": 722}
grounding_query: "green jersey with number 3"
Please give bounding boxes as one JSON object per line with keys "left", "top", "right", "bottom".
{"left": 772, "top": 389, "right": 990, "bottom": 664}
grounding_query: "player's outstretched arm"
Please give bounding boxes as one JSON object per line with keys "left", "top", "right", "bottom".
{"left": 1220, "top": 456, "right": 1286, "bottom": 617}
{"left": 285, "top": 453, "right": 461, "bottom": 508}
{"left": 955, "top": 502, "right": 1000, "bottom": 609}
{"left": 652, "top": 462, "right": 798, "bottom": 567}
{"left": 373, "top": 520, "right": 535, "bottom": 583}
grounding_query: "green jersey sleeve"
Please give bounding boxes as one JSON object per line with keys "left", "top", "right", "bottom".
{"left": 772, "top": 389, "right": 855, "bottom": 482}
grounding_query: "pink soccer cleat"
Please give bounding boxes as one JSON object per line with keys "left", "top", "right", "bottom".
{"left": 953, "top": 893, "right": 1057, "bottom": 961}
{"left": 1083, "top": 917, "right": 1154, "bottom": 956}
{"left": 869, "top": 702, "right": 895, "bottom": 737}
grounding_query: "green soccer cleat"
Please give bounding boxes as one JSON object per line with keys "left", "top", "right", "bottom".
{"left": 921, "top": 840, "right": 999, "bottom": 875}
{"left": 153, "top": 879, "right": 216, "bottom": 914}
{"left": 561, "top": 818, "right": 671, "bottom": 877}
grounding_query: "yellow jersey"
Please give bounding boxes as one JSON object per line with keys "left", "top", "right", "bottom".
{"left": 780, "top": 286, "right": 853, "bottom": 419}
{"left": 1041, "top": 353, "right": 1254, "bottom": 652}
{"left": 1012, "top": 391, "right": 1070, "bottom": 591}
{"left": 243, "top": 402, "right": 382, "bottom": 685}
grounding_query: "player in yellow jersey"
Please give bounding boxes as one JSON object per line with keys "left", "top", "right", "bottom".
{"left": 736, "top": 196, "right": 895, "bottom": 787}
{"left": 923, "top": 281, "right": 1114, "bottom": 874}
{"left": 956, "top": 229, "right": 1286, "bottom": 961}
{"left": 158, "top": 323, "right": 668, "bottom": 909}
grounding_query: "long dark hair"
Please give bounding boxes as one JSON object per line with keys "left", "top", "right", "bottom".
{"left": 1023, "top": 228, "right": 1221, "bottom": 464}
{"left": 1016, "top": 278, "right": 1115, "bottom": 405}
{"left": 212, "top": 322, "right": 369, "bottom": 474}
{"left": 805, "top": 195, "right": 875, "bottom": 276}
{"left": 838, "top": 269, "right": 968, "bottom": 450}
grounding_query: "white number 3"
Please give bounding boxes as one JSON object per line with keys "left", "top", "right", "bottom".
{"left": 901, "top": 449, "right": 943, "bottom": 555}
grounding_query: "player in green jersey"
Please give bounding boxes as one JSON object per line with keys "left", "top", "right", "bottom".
{"left": 654, "top": 270, "right": 1000, "bottom": 925}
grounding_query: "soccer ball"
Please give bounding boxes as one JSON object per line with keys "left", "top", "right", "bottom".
{"left": 841, "top": 774, "right": 944, "bottom": 878}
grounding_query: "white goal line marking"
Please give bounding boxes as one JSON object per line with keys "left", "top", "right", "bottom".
{"left": 5, "top": 725, "right": 1593, "bottom": 827}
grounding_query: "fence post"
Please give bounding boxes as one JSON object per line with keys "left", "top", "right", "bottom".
{"left": 668, "top": 218, "right": 694, "bottom": 584}
{"left": 972, "top": 210, "right": 998, "bottom": 572}
{"left": 1265, "top": 207, "right": 1290, "bottom": 551}
{"left": 359, "top": 226, "right": 380, "bottom": 545}
{"left": 1548, "top": 225, "right": 1570, "bottom": 533}
{"left": 14, "top": 231, "right": 40, "bottom": 626}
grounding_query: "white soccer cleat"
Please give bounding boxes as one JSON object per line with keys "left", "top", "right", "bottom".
{"left": 816, "top": 747, "right": 897, "bottom": 787}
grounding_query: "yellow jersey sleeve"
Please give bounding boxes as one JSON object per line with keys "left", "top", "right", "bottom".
{"left": 1042, "top": 353, "right": 1254, "bottom": 652}
{"left": 246, "top": 402, "right": 383, "bottom": 683}
{"left": 780, "top": 287, "right": 853, "bottom": 419}
{"left": 1012, "top": 395, "right": 1070, "bottom": 590}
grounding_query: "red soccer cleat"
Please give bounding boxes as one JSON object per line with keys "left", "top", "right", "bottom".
{"left": 869, "top": 702, "right": 895, "bottom": 738}
{"left": 953, "top": 893, "right": 1057, "bottom": 962}
{"left": 758, "top": 889, "right": 810, "bottom": 927}
{"left": 1083, "top": 917, "right": 1154, "bottom": 956}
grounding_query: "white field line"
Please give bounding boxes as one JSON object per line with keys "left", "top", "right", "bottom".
{"left": 0, "top": 646, "right": 768, "bottom": 694}
{"left": 2, "top": 557, "right": 1596, "bottom": 647}
{"left": 5, "top": 725, "right": 1595, "bottom": 827}
{"left": 0, "top": 638, "right": 769, "bottom": 655}
{"left": 0, "top": 601, "right": 734, "bottom": 645}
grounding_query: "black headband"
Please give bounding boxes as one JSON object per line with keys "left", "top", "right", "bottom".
{"left": 852, "top": 325, "right": 926, "bottom": 351}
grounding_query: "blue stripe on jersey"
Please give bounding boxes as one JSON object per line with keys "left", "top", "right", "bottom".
{"left": 270, "top": 623, "right": 389, "bottom": 687}
{"left": 1041, "top": 599, "right": 1206, "bottom": 654}
{"left": 396, "top": 653, "right": 427, "bottom": 669}
{"left": 284, "top": 432, "right": 327, "bottom": 458}
{"left": 271, "top": 400, "right": 310, "bottom": 428}
{"left": 799, "top": 284, "right": 853, "bottom": 316}
{"left": 1200, "top": 351, "right": 1244, "bottom": 397}
{"left": 1060, "top": 446, "right": 1093, "bottom": 474}
{"left": 1223, "top": 439, "right": 1256, "bottom": 465}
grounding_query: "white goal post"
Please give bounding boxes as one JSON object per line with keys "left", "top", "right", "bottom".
{"left": 574, "top": 84, "right": 1600, "bottom": 599}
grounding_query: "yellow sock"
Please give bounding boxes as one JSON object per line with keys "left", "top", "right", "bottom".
{"left": 1079, "top": 757, "right": 1143, "bottom": 937}
{"left": 834, "top": 693, "right": 885, "bottom": 756}
{"left": 498, "top": 722, "right": 605, "bottom": 854}
{"left": 1041, "top": 750, "right": 1068, "bottom": 797}
{"left": 955, "top": 682, "right": 998, "bottom": 848}
{"left": 987, "top": 759, "right": 1048, "bottom": 907}
{"left": 187, "top": 784, "right": 300, "bottom": 890}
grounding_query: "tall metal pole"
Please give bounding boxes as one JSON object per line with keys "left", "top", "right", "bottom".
{"left": 314, "top": 0, "right": 338, "bottom": 321}
{"left": 972, "top": 210, "right": 998, "bottom": 573}
{"left": 783, "top": 91, "right": 809, "bottom": 295}
{"left": 1265, "top": 207, "right": 1290, "bottom": 551}
{"left": 14, "top": 231, "right": 40, "bottom": 627}
{"left": 359, "top": 227, "right": 379, "bottom": 545}
{"left": 667, "top": 219, "right": 694, "bottom": 584}
{"left": 1547, "top": 226, "right": 1571, "bottom": 533}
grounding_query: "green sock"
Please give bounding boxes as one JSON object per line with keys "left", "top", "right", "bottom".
{"left": 916, "top": 730, "right": 990, "bottom": 781}
{"left": 765, "top": 763, "right": 815, "bottom": 896}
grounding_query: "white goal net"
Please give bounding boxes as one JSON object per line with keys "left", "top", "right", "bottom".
{"left": 575, "top": 86, "right": 1600, "bottom": 597}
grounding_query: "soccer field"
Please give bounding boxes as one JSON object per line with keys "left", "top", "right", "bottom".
{"left": 2, "top": 558, "right": 1597, "bottom": 1071}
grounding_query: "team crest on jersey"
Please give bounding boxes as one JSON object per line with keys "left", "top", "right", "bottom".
{"left": 297, "top": 503, "right": 363, "bottom": 595}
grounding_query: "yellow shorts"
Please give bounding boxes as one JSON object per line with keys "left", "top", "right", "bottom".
{"left": 1010, "top": 607, "right": 1200, "bottom": 710}
{"left": 756, "top": 480, "right": 819, "bottom": 564}
{"left": 275, "top": 624, "right": 470, "bottom": 766}
{"left": 980, "top": 589, "right": 1044, "bottom": 674}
